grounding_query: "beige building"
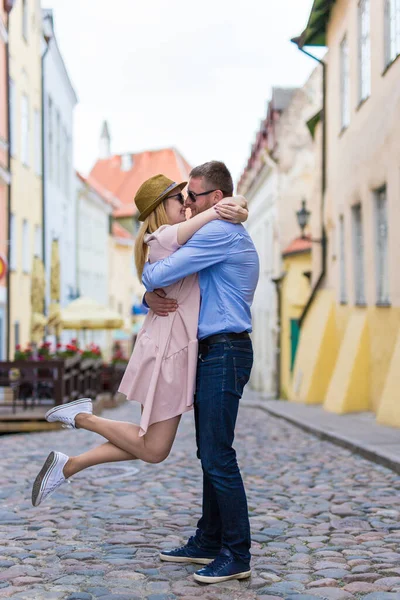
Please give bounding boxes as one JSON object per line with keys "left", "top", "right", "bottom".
{"left": 8, "top": 0, "right": 43, "bottom": 351}
{"left": 291, "top": 0, "right": 400, "bottom": 427}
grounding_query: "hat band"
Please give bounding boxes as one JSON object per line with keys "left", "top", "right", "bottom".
{"left": 155, "top": 181, "right": 178, "bottom": 202}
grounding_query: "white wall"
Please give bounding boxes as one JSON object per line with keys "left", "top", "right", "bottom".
{"left": 75, "top": 175, "right": 111, "bottom": 349}
{"left": 245, "top": 164, "right": 279, "bottom": 395}
{"left": 43, "top": 27, "right": 77, "bottom": 309}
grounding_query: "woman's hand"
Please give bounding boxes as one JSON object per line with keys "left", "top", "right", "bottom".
{"left": 214, "top": 201, "right": 248, "bottom": 224}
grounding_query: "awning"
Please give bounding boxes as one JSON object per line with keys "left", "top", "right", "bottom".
{"left": 61, "top": 296, "right": 124, "bottom": 330}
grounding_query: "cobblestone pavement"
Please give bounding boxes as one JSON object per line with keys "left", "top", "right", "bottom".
{"left": 0, "top": 400, "right": 400, "bottom": 600}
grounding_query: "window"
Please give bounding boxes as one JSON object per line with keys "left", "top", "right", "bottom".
{"left": 22, "top": 0, "right": 28, "bottom": 42}
{"left": 14, "top": 322, "right": 20, "bottom": 348}
{"left": 352, "top": 204, "right": 366, "bottom": 304}
{"left": 339, "top": 215, "right": 347, "bottom": 303}
{"left": 22, "top": 219, "right": 30, "bottom": 273}
{"left": 21, "top": 94, "right": 29, "bottom": 166}
{"left": 375, "top": 187, "right": 390, "bottom": 304}
{"left": 9, "top": 78, "right": 16, "bottom": 157}
{"left": 340, "top": 36, "right": 350, "bottom": 129}
{"left": 34, "top": 224, "right": 42, "bottom": 258}
{"left": 34, "top": 109, "right": 41, "bottom": 176}
{"left": 48, "top": 96, "right": 53, "bottom": 181}
{"left": 385, "top": 0, "right": 400, "bottom": 66}
{"left": 358, "top": 0, "right": 371, "bottom": 102}
{"left": 56, "top": 110, "right": 61, "bottom": 187}
{"left": 63, "top": 129, "right": 69, "bottom": 194}
{"left": 9, "top": 214, "right": 17, "bottom": 271}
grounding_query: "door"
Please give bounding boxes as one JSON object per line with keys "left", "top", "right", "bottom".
{"left": 290, "top": 318, "right": 300, "bottom": 372}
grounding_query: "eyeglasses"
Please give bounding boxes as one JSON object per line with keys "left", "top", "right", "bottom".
{"left": 167, "top": 192, "right": 185, "bottom": 205}
{"left": 187, "top": 189, "right": 221, "bottom": 202}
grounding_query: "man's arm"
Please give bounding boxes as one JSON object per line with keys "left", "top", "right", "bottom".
{"left": 142, "top": 221, "right": 239, "bottom": 291}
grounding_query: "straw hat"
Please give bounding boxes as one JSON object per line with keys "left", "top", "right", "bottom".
{"left": 135, "top": 174, "right": 187, "bottom": 222}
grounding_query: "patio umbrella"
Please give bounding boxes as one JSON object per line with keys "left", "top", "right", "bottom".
{"left": 48, "top": 239, "right": 62, "bottom": 336}
{"left": 61, "top": 296, "right": 124, "bottom": 330}
{"left": 30, "top": 255, "right": 46, "bottom": 343}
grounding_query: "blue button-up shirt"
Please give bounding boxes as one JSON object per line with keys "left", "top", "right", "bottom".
{"left": 142, "top": 220, "right": 259, "bottom": 340}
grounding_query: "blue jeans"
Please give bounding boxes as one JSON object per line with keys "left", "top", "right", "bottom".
{"left": 193, "top": 336, "right": 253, "bottom": 564}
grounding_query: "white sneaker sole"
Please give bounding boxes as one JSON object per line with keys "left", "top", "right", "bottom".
{"left": 159, "top": 553, "right": 214, "bottom": 565}
{"left": 32, "top": 451, "right": 57, "bottom": 507}
{"left": 45, "top": 398, "right": 92, "bottom": 424}
{"left": 193, "top": 569, "right": 252, "bottom": 584}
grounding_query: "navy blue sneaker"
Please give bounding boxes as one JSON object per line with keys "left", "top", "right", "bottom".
{"left": 159, "top": 536, "right": 219, "bottom": 565}
{"left": 193, "top": 548, "right": 251, "bottom": 584}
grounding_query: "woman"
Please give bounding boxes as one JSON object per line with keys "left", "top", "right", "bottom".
{"left": 32, "top": 174, "right": 247, "bottom": 507}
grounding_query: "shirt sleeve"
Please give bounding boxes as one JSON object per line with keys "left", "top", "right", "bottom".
{"left": 142, "top": 221, "right": 239, "bottom": 291}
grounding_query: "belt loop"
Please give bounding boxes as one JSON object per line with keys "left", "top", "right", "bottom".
{"left": 224, "top": 334, "right": 233, "bottom": 349}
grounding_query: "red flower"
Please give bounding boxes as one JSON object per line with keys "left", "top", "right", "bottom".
{"left": 56, "top": 343, "right": 62, "bottom": 348}
{"left": 16, "top": 344, "right": 21, "bottom": 350}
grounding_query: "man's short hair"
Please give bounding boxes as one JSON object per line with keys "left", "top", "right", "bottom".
{"left": 189, "top": 161, "right": 234, "bottom": 197}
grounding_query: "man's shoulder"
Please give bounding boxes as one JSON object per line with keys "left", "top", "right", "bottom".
{"left": 194, "top": 220, "right": 244, "bottom": 238}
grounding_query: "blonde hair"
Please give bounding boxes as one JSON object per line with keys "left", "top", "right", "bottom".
{"left": 134, "top": 202, "right": 170, "bottom": 279}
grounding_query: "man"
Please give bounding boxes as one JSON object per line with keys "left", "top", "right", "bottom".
{"left": 143, "top": 161, "right": 259, "bottom": 584}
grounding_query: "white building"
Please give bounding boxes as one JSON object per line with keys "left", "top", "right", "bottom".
{"left": 238, "top": 88, "right": 297, "bottom": 395}
{"left": 75, "top": 172, "right": 112, "bottom": 347}
{"left": 42, "top": 10, "right": 77, "bottom": 309}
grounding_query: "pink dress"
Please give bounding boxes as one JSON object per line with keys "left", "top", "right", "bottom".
{"left": 118, "top": 224, "right": 200, "bottom": 436}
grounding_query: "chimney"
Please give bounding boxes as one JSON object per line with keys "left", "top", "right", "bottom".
{"left": 121, "top": 153, "right": 133, "bottom": 171}
{"left": 99, "top": 120, "right": 111, "bottom": 159}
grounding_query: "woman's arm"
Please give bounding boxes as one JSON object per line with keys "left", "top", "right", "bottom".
{"left": 177, "top": 195, "right": 249, "bottom": 245}
{"left": 215, "top": 195, "right": 248, "bottom": 223}
{"left": 177, "top": 207, "right": 218, "bottom": 245}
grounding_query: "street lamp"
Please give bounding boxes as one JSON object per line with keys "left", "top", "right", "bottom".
{"left": 296, "top": 199, "right": 311, "bottom": 238}
{"left": 296, "top": 199, "right": 325, "bottom": 244}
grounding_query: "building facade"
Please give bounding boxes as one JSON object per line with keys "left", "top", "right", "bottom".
{"left": 292, "top": 0, "right": 400, "bottom": 427}
{"left": 8, "top": 0, "right": 43, "bottom": 351}
{"left": 238, "top": 85, "right": 322, "bottom": 397}
{"left": 75, "top": 172, "right": 112, "bottom": 349}
{"left": 42, "top": 9, "right": 77, "bottom": 310}
{"left": 0, "top": 1, "right": 13, "bottom": 359}
{"left": 238, "top": 140, "right": 279, "bottom": 395}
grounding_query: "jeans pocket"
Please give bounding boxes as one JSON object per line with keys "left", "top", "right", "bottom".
{"left": 233, "top": 355, "right": 253, "bottom": 396}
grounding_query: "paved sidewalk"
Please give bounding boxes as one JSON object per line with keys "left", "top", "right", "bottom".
{"left": 0, "top": 399, "right": 399, "bottom": 599}
{"left": 242, "top": 391, "right": 400, "bottom": 474}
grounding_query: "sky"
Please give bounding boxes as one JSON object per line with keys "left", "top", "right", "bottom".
{"left": 43, "top": 0, "right": 316, "bottom": 185}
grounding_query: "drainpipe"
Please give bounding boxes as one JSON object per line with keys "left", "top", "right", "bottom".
{"left": 272, "top": 274, "right": 285, "bottom": 399}
{"left": 5, "top": 11, "right": 11, "bottom": 360}
{"left": 291, "top": 41, "right": 327, "bottom": 328}
{"left": 41, "top": 41, "right": 50, "bottom": 269}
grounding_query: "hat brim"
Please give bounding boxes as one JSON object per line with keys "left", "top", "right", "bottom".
{"left": 137, "top": 181, "right": 187, "bottom": 222}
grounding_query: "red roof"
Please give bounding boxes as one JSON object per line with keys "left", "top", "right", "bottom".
{"left": 76, "top": 171, "right": 121, "bottom": 210}
{"left": 112, "top": 221, "right": 133, "bottom": 240}
{"left": 89, "top": 148, "right": 192, "bottom": 218}
{"left": 282, "top": 236, "right": 312, "bottom": 256}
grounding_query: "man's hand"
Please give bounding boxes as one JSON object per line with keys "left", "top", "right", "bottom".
{"left": 144, "top": 289, "right": 178, "bottom": 317}
{"left": 214, "top": 201, "right": 248, "bottom": 224}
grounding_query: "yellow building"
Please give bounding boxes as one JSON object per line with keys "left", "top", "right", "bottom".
{"left": 107, "top": 221, "right": 144, "bottom": 358}
{"left": 291, "top": 0, "right": 400, "bottom": 427}
{"left": 8, "top": 0, "right": 43, "bottom": 352}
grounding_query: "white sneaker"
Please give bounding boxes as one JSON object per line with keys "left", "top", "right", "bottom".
{"left": 32, "top": 451, "right": 69, "bottom": 507}
{"left": 45, "top": 398, "right": 93, "bottom": 429}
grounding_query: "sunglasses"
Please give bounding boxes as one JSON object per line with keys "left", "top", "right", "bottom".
{"left": 167, "top": 192, "right": 185, "bottom": 205}
{"left": 186, "top": 189, "right": 220, "bottom": 202}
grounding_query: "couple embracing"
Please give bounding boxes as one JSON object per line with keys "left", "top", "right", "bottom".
{"left": 32, "top": 161, "right": 259, "bottom": 585}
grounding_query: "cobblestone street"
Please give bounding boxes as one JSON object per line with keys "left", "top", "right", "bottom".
{"left": 0, "top": 400, "right": 400, "bottom": 600}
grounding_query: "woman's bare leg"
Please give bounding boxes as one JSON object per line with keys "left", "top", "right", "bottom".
{"left": 63, "top": 441, "right": 136, "bottom": 478}
{"left": 64, "top": 414, "right": 182, "bottom": 477}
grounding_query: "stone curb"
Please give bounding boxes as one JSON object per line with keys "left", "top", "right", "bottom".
{"left": 242, "top": 400, "right": 400, "bottom": 476}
